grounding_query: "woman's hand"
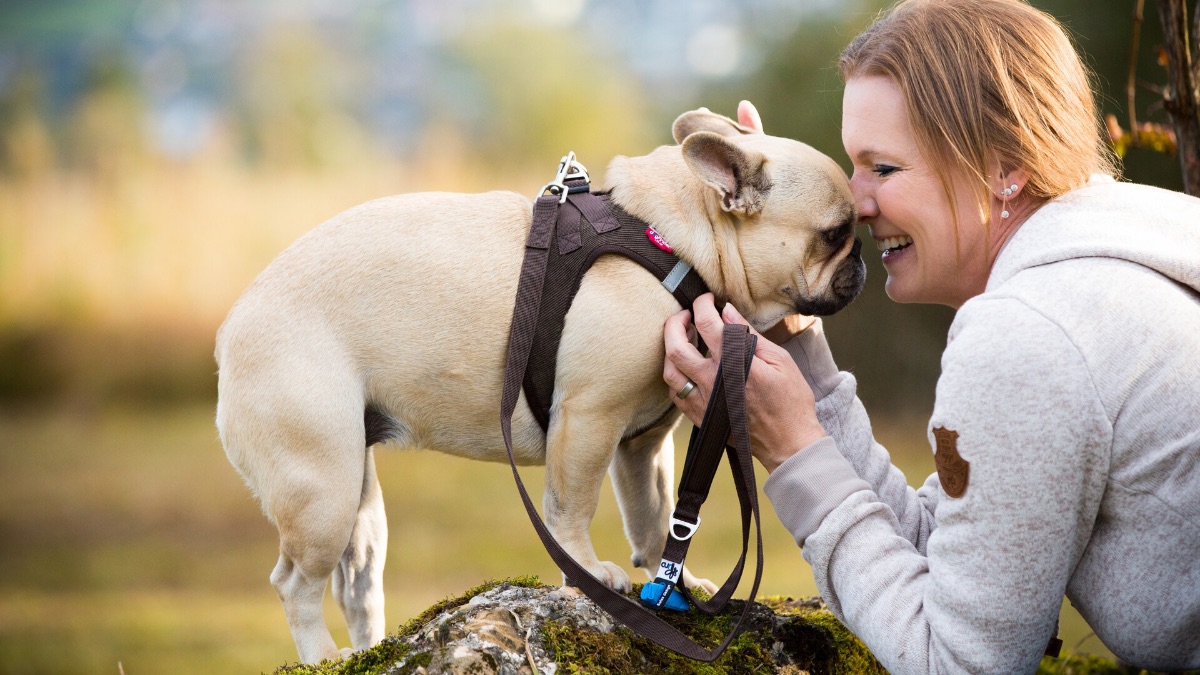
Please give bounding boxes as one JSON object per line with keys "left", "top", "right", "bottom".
{"left": 663, "top": 294, "right": 828, "bottom": 472}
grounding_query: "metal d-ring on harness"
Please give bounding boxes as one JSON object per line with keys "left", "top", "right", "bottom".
{"left": 498, "top": 152, "right": 766, "bottom": 662}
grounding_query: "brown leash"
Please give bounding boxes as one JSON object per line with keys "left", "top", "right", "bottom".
{"left": 499, "top": 154, "right": 764, "bottom": 661}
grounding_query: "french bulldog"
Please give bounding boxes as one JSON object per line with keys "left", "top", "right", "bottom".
{"left": 215, "top": 105, "right": 864, "bottom": 663}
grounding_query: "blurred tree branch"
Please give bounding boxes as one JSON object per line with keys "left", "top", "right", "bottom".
{"left": 1157, "top": 0, "right": 1200, "bottom": 194}
{"left": 1107, "top": 0, "right": 1200, "bottom": 195}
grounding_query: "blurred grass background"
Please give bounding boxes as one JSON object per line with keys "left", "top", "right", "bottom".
{"left": 0, "top": 0, "right": 1186, "bottom": 673}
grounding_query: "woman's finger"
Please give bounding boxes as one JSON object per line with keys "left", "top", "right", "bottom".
{"left": 663, "top": 356, "right": 707, "bottom": 417}
{"left": 691, "top": 294, "right": 725, "bottom": 358}
{"left": 663, "top": 309, "right": 708, "bottom": 379}
{"left": 662, "top": 309, "right": 714, "bottom": 426}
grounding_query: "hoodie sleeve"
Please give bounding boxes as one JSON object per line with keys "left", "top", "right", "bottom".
{"left": 783, "top": 298, "right": 1110, "bottom": 673}
{"left": 772, "top": 319, "right": 940, "bottom": 550}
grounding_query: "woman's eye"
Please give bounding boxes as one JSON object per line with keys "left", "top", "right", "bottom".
{"left": 873, "top": 164, "right": 900, "bottom": 177}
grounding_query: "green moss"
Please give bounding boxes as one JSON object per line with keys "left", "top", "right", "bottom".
{"left": 541, "top": 585, "right": 823, "bottom": 674}
{"left": 541, "top": 610, "right": 774, "bottom": 674}
{"left": 271, "top": 576, "right": 546, "bottom": 675}
{"left": 271, "top": 639, "right": 413, "bottom": 675}
{"left": 758, "top": 596, "right": 884, "bottom": 675}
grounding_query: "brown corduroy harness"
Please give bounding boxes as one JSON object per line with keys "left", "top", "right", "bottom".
{"left": 499, "top": 153, "right": 765, "bottom": 662}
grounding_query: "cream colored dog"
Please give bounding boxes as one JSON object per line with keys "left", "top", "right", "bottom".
{"left": 215, "top": 106, "right": 864, "bottom": 664}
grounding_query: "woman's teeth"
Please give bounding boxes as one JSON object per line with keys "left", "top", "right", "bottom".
{"left": 876, "top": 235, "right": 913, "bottom": 256}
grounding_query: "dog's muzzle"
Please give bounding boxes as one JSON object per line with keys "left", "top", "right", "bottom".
{"left": 795, "top": 237, "right": 866, "bottom": 316}
{"left": 833, "top": 237, "right": 866, "bottom": 298}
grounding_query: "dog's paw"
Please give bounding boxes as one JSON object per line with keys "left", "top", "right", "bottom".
{"left": 586, "top": 560, "right": 632, "bottom": 593}
{"left": 682, "top": 567, "right": 719, "bottom": 597}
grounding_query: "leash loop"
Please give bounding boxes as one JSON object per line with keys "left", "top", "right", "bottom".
{"left": 641, "top": 323, "right": 761, "bottom": 622}
{"left": 537, "top": 151, "right": 591, "bottom": 203}
{"left": 669, "top": 515, "right": 702, "bottom": 540}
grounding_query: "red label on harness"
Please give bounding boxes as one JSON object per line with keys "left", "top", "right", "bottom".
{"left": 646, "top": 227, "right": 673, "bottom": 253}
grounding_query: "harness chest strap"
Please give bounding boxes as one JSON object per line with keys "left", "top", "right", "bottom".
{"left": 499, "top": 185, "right": 764, "bottom": 662}
{"left": 522, "top": 179, "right": 709, "bottom": 431}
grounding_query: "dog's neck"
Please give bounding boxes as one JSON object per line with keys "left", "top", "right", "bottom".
{"left": 602, "top": 148, "right": 755, "bottom": 313}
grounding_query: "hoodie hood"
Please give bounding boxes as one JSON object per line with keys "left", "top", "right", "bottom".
{"left": 989, "top": 175, "right": 1200, "bottom": 294}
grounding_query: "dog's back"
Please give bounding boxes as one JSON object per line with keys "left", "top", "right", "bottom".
{"left": 216, "top": 190, "right": 543, "bottom": 469}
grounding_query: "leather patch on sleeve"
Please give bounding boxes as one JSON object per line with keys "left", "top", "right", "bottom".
{"left": 933, "top": 426, "right": 969, "bottom": 498}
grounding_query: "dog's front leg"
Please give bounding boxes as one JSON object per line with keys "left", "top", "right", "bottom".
{"left": 542, "top": 407, "right": 632, "bottom": 592}
{"left": 610, "top": 426, "right": 719, "bottom": 596}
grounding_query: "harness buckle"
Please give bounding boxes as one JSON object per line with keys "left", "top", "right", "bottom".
{"left": 640, "top": 579, "right": 691, "bottom": 612}
{"left": 538, "top": 151, "right": 591, "bottom": 204}
{"left": 639, "top": 557, "right": 692, "bottom": 611}
{"left": 669, "top": 515, "right": 701, "bottom": 540}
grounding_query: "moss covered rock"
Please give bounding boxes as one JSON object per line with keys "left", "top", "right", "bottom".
{"left": 272, "top": 577, "right": 1184, "bottom": 675}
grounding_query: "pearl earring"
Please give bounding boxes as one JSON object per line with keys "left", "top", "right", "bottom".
{"left": 1000, "top": 183, "right": 1018, "bottom": 219}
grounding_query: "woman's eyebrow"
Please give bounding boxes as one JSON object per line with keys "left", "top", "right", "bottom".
{"left": 849, "top": 148, "right": 880, "bottom": 164}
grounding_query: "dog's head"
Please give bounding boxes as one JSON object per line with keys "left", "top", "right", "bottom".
{"left": 673, "top": 108, "right": 865, "bottom": 328}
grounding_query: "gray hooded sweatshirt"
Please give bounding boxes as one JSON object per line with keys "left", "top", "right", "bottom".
{"left": 763, "top": 176, "right": 1200, "bottom": 673}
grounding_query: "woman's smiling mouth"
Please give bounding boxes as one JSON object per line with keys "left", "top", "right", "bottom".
{"left": 876, "top": 235, "right": 914, "bottom": 258}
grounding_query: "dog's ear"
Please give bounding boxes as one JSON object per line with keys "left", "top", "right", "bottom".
{"left": 737, "top": 100, "right": 764, "bottom": 133}
{"left": 682, "top": 131, "right": 770, "bottom": 216}
{"left": 672, "top": 108, "right": 760, "bottom": 144}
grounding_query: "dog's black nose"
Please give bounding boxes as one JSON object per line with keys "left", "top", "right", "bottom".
{"left": 850, "top": 236, "right": 862, "bottom": 257}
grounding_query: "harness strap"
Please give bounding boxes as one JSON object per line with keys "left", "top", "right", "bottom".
{"left": 500, "top": 189, "right": 764, "bottom": 661}
{"left": 521, "top": 180, "right": 708, "bottom": 432}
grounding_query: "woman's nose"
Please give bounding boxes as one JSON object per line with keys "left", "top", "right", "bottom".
{"left": 850, "top": 179, "right": 879, "bottom": 221}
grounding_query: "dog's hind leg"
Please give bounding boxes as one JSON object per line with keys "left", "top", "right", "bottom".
{"left": 218, "top": 366, "right": 368, "bottom": 664}
{"left": 332, "top": 444, "right": 387, "bottom": 651}
{"left": 264, "top": 418, "right": 366, "bottom": 664}
{"left": 610, "top": 424, "right": 718, "bottom": 595}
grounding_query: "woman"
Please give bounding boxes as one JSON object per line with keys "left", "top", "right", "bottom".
{"left": 663, "top": 0, "right": 1200, "bottom": 672}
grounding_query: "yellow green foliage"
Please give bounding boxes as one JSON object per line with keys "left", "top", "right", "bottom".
{"left": 1036, "top": 653, "right": 1200, "bottom": 675}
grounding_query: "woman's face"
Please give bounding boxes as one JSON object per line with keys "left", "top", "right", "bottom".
{"left": 842, "top": 76, "right": 993, "bottom": 308}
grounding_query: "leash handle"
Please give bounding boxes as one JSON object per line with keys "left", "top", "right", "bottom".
{"left": 644, "top": 326, "right": 762, "bottom": 617}
{"left": 499, "top": 190, "right": 764, "bottom": 661}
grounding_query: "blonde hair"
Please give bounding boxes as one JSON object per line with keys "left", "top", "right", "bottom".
{"left": 840, "top": 0, "right": 1119, "bottom": 226}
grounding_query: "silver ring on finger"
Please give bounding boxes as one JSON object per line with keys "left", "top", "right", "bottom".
{"left": 676, "top": 380, "right": 697, "bottom": 400}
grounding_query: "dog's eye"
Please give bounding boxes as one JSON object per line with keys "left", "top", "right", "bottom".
{"left": 824, "top": 219, "right": 854, "bottom": 245}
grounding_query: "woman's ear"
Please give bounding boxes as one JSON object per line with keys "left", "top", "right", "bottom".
{"left": 993, "top": 166, "right": 1032, "bottom": 199}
